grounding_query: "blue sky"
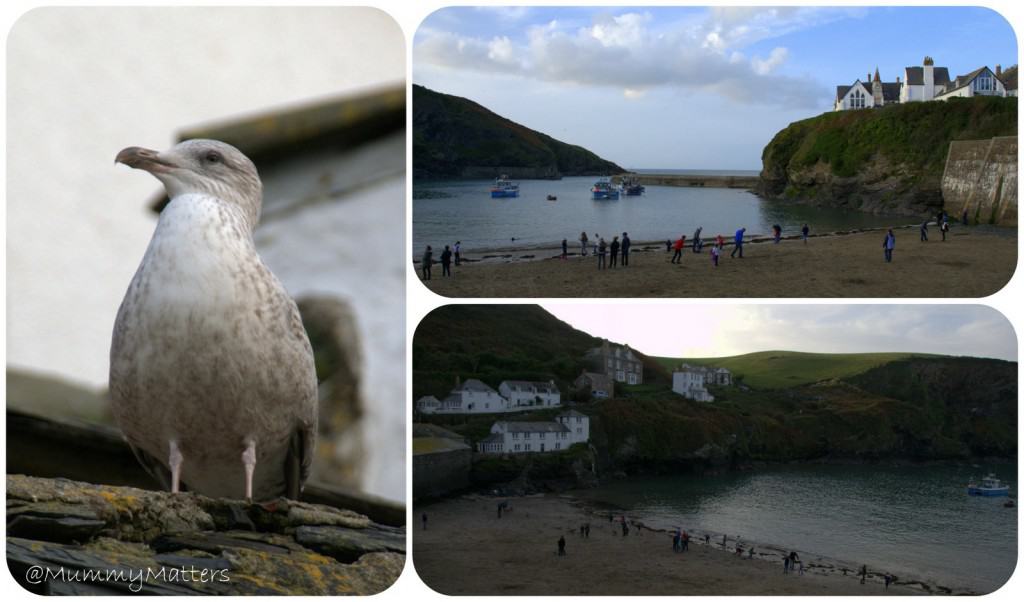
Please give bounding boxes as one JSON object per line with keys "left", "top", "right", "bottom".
{"left": 414, "top": 6, "right": 1018, "bottom": 169}
{"left": 541, "top": 304, "right": 1018, "bottom": 362}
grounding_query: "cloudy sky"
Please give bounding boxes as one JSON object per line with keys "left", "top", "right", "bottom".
{"left": 542, "top": 304, "right": 1018, "bottom": 362}
{"left": 414, "top": 5, "right": 1017, "bottom": 169}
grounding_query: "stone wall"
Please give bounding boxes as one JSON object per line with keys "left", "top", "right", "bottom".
{"left": 412, "top": 445, "right": 471, "bottom": 500}
{"left": 942, "top": 136, "right": 1018, "bottom": 226}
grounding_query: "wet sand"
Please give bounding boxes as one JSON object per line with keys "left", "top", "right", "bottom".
{"left": 413, "top": 495, "right": 934, "bottom": 595}
{"left": 417, "top": 227, "right": 1017, "bottom": 298}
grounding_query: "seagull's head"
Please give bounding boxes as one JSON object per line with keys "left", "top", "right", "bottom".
{"left": 116, "top": 139, "right": 263, "bottom": 227}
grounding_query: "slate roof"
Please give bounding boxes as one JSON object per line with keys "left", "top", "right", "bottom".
{"left": 495, "top": 421, "right": 570, "bottom": 433}
{"left": 479, "top": 433, "right": 504, "bottom": 444}
{"left": 501, "top": 380, "right": 559, "bottom": 394}
{"left": 557, "top": 410, "right": 588, "bottom": 420}
{"left": 453, "top": 378, "right": 498, "bottom": 394}
{"left": 880, "top": 82, "right": 901, "bottom": 102}
{"left": 904, "top": 66, "right": 951, "bottom": 86}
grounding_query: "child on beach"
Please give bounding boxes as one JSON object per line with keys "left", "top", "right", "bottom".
{"left": 561, "top": 238, "right": 568, "bottom": 259}
{"left": 711, "top": 244, "right": 720, "bottom": 267}
{"left": 801, "top": 224, "right": 809, "bottom": 244}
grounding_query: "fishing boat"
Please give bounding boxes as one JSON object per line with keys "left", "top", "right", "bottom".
{"left": 620, "top": 176, "right": 645, "bottom": 196}
{"left": 546, "top": 194, "right": 557, "bottom": 201}
{"left": 967, "top": 474, "right": 1010, "bottom": 497}
{"left": 490, "top": 175, "right": 519, "bottom": 198}
{"left": 591, "top": 178, "right": 620, "bottom": 200}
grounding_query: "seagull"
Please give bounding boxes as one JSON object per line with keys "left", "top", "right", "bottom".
{"left": 110, "top": 139, "right": 318, "bottom": 501}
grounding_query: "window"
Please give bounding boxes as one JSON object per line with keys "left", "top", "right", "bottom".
{"left": 512, "top": 432, "right": 519, "bottom": 439}
{"left": 974, "top": 75, "right": 993, "bottom": 92}
{"left": 525, "top": 444, "right": 531, "bottom": 451}
{"left": 616, "top": 359, "right": 621, "bottom": 369}
{"left": 616, "top": 370, "right": 625, "bottom": 381}
{"left": 850, "top": 88, "right": 866, "bottom": 109}
{"left": 628, "top": 373, "right": 637, "bottom": 385}
{"left": 514, "top": 444, "right": 521, "bottom": 451}
{"left": 555, "top": 443, "right": 561, "bottom": 450}
{"left": 607, "top": 358, "right": 613, "bottom": 368}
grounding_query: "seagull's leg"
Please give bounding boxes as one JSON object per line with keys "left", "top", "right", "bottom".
{"left": 169, "top": 440, "right": 183, "bottom": 494}
{"left": 242, "top": 439, "right": 257, "bottom": 502}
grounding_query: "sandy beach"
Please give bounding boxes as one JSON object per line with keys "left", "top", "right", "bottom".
{"left": 413, "top": 494, "right": 949, "bottom": 596}
{"left": 416, "top": 226, "right": 1017, "bottom": 298}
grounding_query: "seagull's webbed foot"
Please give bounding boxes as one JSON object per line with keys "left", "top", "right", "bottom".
{"left": 242, "top": 440, "right": 257, "bottom": 503}
{"left": 169, "top": 440, "right": 183, "bottom": 494}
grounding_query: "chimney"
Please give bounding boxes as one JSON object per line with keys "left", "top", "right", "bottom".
{"left": 996, "top": 64, "right": 1002, "bottom": 77}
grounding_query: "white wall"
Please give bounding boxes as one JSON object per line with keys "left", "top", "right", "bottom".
{"left": 6, "top": 7, "right": 406, "bottom": 502}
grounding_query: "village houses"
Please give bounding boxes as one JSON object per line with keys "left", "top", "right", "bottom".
{"left": 476, "top": 410, "right": 591, "bottom": 454}
{"left": 574, "top": 370, "right": 614, "bottom": 399}
{"left": 671, "top": 364, "right": 733, "bottom": 403}
{"left": 416, "top": 377, "right": 562, "bottom": 415}
{"left": 834, "top": 57, "right": 1016, "bottom": 111}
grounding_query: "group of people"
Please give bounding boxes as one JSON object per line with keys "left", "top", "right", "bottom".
{"left": 420, "top": 240, "right": 462, "bottom": 280}
{"left": 573, "top": 231, "right": 632, "bottom": 270}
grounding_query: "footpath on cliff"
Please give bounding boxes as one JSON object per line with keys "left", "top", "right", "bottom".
{"left": 419, "top": 224, "right": 1016, "bottom": 298}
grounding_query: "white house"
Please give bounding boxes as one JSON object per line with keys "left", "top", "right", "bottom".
{"left": 672, "top": 365, "right": 714, "bottom": 402}
{"left": 498, "top": 380, "right": 562, "bottom": 409}
{"left": 477, "top": 411, "right": 591, "bottom": 454}
{"left": 834, "top": 70, "right": 901, "bottom": 111}
{"left": 415, "top": 395, "right": 441, "bottom": 414}
{"left": 439, "top": 378, "right": 510, "bottom": 414}
{"left": 935, "top": 66, "right": 1006, "bottom": 101}
{"left": 900, "top": 57, "right": 951, "bottom": 103}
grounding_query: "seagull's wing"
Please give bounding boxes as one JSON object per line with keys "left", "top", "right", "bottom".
{"left": 285, "top": 424, "right": 316, "bottom": 500}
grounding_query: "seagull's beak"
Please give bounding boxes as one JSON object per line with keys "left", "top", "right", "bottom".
{"left": 115, "top": 147, "right": 178, "bottom": 174}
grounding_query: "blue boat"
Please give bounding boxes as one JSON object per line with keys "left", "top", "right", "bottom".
{"left": 592, "top": 178, "right": 620, "bottom": 200}
{"left": 490, "top": 175, "right": 519, "bottom": 198}
{"left": 968, "top": 474, "right": 1010, "bottom": 497}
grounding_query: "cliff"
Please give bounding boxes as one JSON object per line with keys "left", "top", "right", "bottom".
{"left": 412, "top": 85, "right": 625, "bottom": 179}
{"left": 941, "top": 136, "right": 1017, "bottom": 226}
{"left": 758, "top": 96, "right": 1017, "bottom": 216}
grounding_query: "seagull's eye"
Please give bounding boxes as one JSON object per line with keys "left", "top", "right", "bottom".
{"left": 205, "top": 151, "right": 222, "bottom": 164}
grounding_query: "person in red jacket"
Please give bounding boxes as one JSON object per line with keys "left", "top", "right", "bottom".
{"left": 671, "top": 235, "right": 686, "bottom": 264}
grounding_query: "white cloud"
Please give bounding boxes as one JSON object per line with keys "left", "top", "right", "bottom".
{"left": 415, "top": 8, "right": 832, "bottom": 108}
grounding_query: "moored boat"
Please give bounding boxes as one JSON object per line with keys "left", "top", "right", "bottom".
{"left": 490, "top": 175, "right": 520, "bottom": 198}
{"left": 968, "top": 474, "right": 1010, "bottom": 497}
{"left": 620, "top": 176, "right": 645, "bottom": 196}
{"left": 592, "top": 178, "right": 620, "bottom": 200}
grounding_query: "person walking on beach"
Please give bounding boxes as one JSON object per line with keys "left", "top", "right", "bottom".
{"left": 672, "top": 530, "right": 681, "bottom": 552}
{"left": 883, "top": 229, "right": 896, "bottom": 263}
{"left": 962, "top": 207, "right": 969, "bottom": 225}
{"left": 859, "top": 564, "right": 868, "bottom": 584}
{"left": 920, "top": 220, "right": 929, "bottom": 242}
{"left": 731, "top": 228, "right": 746, "bottom": 258}
{"left": 440, "top": 245, "right": 453, "bottom": 277}
{"left": 597, "top": 238, "right": 607, "bottom": 270}
{"left": 784, "top": 555, "right": 790, "bottom": 574}
{"left": 422, "top": 512, "right": 428, "bottom": 531}
{"left": 621, "top": 232, "right": 631, "bottom": 266}
{"left": 454, "top": 241, "right": 462, "bottom": 266}
{"left": 421, "top": 245, "right": 433, "bottom": 280}
{"left": 666, "top": 239, "right": 672, "bottom": 253}
{"left": 941, "top": 219, "right": 949, "bottom": 241}
{"left": 704, "top": 534, "right": 710, "bottom": 545}
{"left": 711, "top": 244, "right": 720, "bottom": 267}
{"left": 801, "top": 223, "right": 809, "bottom": 244}
{"left": 584, "top": 523, "right": 590, "bottom": 538}
{"left": 692, "top": 226, "right": 703, "bottom": 253}
{"left": 561, "top": 238, "right": 568, "bottom": 260}
{"left": 558, "top": 535, "right": 566, "bottom": 556}
{"left": 722, "top": 534, "right": 728, "bottom": 548}
{"left": 671, "top": 235, "right": 685, "bottom": 264}
{"left": 716, "top": 233, "right": 725, "bottom": 248}
{"left": 609, "top": 236, "right": 620, "bottom": 268}
{"left": 682, "top": 530, "right": 690, "bottom": 552}
{"left": 772, "top": 224, "right": 782, "bottom": 243}
{"left": 748, "top": 546, "right": 754, "bottom": 559}
{"left": 580, "top": 231, "right": 589, "bottom": 256}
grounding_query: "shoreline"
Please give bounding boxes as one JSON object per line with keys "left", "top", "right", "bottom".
{"left": 416, "top": 226, "right": 1017, "bottom": 297}
{"left": 413, "top": 492, "right": 968, "bottom": 595}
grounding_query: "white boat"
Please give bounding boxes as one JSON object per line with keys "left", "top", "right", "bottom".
{"left": 967, "top": 474, "right": 1010, "bottom": 497}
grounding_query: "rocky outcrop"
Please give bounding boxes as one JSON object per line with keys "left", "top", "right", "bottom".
{"left": 7, "top": 476, "right": 404, "bottom": 595}
{"left": 758, "top": 96, "right": 1017, "bottom": 217}
{"left": 941, "top": 136, "right": 1017, "bottom": 226}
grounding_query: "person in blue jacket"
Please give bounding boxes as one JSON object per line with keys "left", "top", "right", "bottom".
{"left": 731, "top": 227, "right": 746, "bottom": 258}
{"left": 883, "top": 229, "right": 896, "bottom": 262}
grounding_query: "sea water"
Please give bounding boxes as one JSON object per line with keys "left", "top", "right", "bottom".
{"left": 574, "top": 463, "right": 1018, "bottom": 594}
{"left": 413, "top": 176, "right": 910, "bottom": 253}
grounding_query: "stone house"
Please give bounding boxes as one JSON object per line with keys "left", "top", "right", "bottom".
{"left": 672, "top": 366, "right": 714, "bottom": 402}
{"left": 574, "top": 371, "right": 614, "bottom": 399}
{"left": 438, "top": 378, "right": 509, "bottom": 414}
{"left": 585, "top": 339, "right": 643, "bottom": 385}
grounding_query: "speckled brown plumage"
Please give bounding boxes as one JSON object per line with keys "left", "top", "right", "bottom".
{"left": 110, "top": 140, "right": 317, "bottom": 501}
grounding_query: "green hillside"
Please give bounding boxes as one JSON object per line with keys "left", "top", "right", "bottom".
{"left": 655, "top": 350, "right": 935, "bottom": 389}
{"left": 412, "top": 84, "right": 625, "bottom": 179}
